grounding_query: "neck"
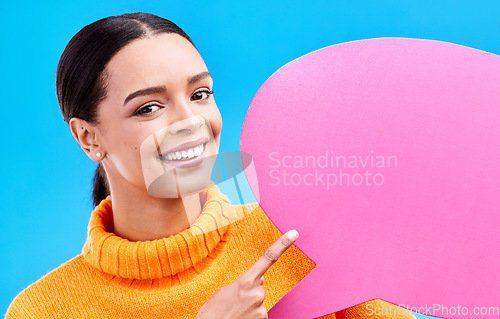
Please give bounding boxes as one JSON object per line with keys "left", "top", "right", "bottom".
{"left": 108, "top": 177, "right": 202, "bottom": 242}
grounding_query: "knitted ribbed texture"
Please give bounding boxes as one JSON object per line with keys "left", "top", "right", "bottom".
{"left": 81, "top": 184, "right": 237, "bottom": 282}
{"left": 6, "top": 183, "right": 415, "bottom": 319}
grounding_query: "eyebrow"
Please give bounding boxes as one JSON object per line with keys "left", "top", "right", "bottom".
{"left": 123, "top": 86, "right": 166, "bottom": 105}
{"left": 123, "top": 71, "right": 213, "bottom": 106}
{"left": 188, "top": 71, "right": 212, "bottom": 85}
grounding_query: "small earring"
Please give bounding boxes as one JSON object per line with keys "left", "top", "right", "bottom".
{"left": 96, "top": 152, "right": 102, "bottom": 158}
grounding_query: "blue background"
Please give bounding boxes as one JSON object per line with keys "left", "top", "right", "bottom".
{"left": 1, "top": 1, "right": 499, "bottom": 318}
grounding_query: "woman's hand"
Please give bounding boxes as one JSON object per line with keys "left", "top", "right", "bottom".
{"left": 195, "top": 229, "right": 299, "bottom": 319}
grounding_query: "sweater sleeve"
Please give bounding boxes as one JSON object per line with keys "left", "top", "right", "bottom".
{"left": 5, "top": 286, "right": 42, "bottom": 319}
{"left": 5, "top": 298, "right": 25, "bottom": 319}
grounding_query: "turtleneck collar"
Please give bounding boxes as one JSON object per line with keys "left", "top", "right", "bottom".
{"left": 82, "top": 183, "right": 243, "bottom": 280}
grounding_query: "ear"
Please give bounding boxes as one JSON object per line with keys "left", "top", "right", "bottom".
{"left": 69, "top": 117, "right": 104, "bottom": 161}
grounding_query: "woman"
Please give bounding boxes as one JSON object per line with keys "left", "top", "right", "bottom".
{"left": 6, "top": 12, "right": 416, "bottom": 319}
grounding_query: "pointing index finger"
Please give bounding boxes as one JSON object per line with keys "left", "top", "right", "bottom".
{"left": 246, "top": 229, "right": 299, "bottom": 281}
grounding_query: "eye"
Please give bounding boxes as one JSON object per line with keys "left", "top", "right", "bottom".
{"left": 135, "top": 103, "right": 162, "bottom": 116}
{"left": 191, "top": 89, "right": 214, "bottom": 101}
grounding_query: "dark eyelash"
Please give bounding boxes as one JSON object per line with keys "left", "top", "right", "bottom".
{"left": 191, "top": 89, "right": 214, "bottom": 102}
{"left": 196, "top": 89, "right": 214, "bottom": 95}
{"left": 134, "top": 103, "right": 160, "bottom": 116}
{"left": 134, "top": 89, "right": 213, "bottom": 116}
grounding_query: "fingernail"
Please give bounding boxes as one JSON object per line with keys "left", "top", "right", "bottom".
{"left": 286, "top": 229, "right": 299, "bottom": 240}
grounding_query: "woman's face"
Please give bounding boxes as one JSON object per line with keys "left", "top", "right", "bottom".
{"left": 93, "top": 33, "right": 222, "bottom": 198}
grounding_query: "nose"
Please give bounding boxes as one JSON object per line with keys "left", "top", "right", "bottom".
{"left": 168, "top": 97, "right": 204, "bottom": 135}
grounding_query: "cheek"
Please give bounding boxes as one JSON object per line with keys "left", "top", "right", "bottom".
{"left": 209, "top": 108, "right": 223, "bottom": 138}
{"left": 117, "top": 136, "right": 142, "bottom": 171}
{"left": 116, "top": 129, "right": 141, "bottom": 152}
{"left": 109, "top": 126, "right": 149, "bottom": 171}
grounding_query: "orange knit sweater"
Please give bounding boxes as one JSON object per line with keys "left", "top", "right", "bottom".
{"left": 6, "top": 184, "right": 416, "bottom": 318}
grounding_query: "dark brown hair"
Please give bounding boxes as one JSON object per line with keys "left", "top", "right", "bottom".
{"left": 56, "top": 12, "right": 196, "bottom": 207}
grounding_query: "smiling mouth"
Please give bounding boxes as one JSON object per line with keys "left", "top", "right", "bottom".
{"left": 163, "top": 142, "right": 207, "bottom": 160}
{"left": 157, "top": 137, "right": 209, "bottom": 168}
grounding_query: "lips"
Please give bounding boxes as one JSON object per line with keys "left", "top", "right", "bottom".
{"left": 159, "top": 137, "right": 209, "bottom": 157}
{"left": 157, "top": 137, "right": 210, "bottom": 169}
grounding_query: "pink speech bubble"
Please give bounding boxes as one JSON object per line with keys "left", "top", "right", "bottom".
{"left": 240, "top": 38, "right": 500, "bottom": 319}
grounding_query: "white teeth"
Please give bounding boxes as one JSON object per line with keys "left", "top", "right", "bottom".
{"left": 194, "top": 145, "right": 202, "bottom": 156}
{"left": 164, "top": 143, "right": 205, "bottom": 161}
